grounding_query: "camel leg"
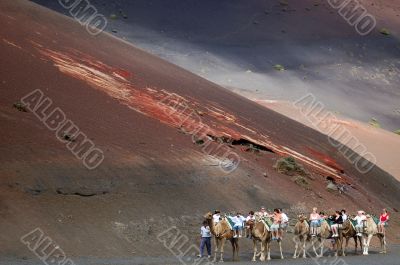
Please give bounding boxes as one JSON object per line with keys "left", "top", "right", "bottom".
{"left": 302, "top": 238, "right": 307, "bottom": 258}
{"left": 267, "top": 241, "right": 271, "bottom": 261}
{"left": 337, "top": 238, "right": 343, "bottom": 257}
{"left": 259, "top": 241, "right": 266, "bottom": 261}
{"left": 230, "top": 239, "right": 235, "bottom": 261}
{"left": 252, "top": 240, "right": 257, "bottom": 261}
{"left": 363, "top": 234, "right": 373, "bottom": 255}
{"left": 293, "top": 237, "right": 298, "bottom": 259}
{"left": 343, "top": 237, "right": 348, "bottom": 256}
{"left": 235, "top": 240, "right": 239, "bottom": 261}
{"left": 319, "top": 239, "right": 325, "bottom": 258}
{"left": 366, "top": 234, "right": 373, "bottom": 256}
{"left": 220, "top": 238, "right": 226, "bottom": 262}
{"left": 311, "top": 238, "right": 319, "bottom": 257}
{"left": 362, "top": 236, "right": 366, "bottom": 255}
{"left": 213, "top": 238, "right": 219, "bottom": 262}
{"left": 383, "top": 235, "right": 387, "bottom": 254}
{"left": 334, "top": 238, "right": 338, "bottom": 257}
{"left": 341, "top": 237, "right": 346, "bottom": 256}
{"left": 379, "top": 234, "right": 387, "bottom": 254}
{"left": 278, "top": 239, "right": 284, "bottom": 259}
{"left": 355, "top": 236, "right": 361, "bottom": 254}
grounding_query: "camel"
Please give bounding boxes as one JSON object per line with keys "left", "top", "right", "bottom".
{"left": 309, "top": 219, "right": 332, "bottom": 257}
{"left": 339, "top": 219, "right": 362, "bottom": 256}
{"left": 251, "top": 213, "right": 284, "bottom": 261}
{"left": 204, "top": 212, "right": 239, "bottom": 262}
{"left": 247, "top": 216, "right": 271, "bottom": 262}
{"left": 361, "top": 215, "right": 386, "bottom": 255}
{"left": 293, "top": 215, "right": 309, "bottom": 259}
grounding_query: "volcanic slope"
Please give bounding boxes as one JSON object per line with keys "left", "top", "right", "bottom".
{"left": 0, "top": 0, "right": 399, "bottom": 258}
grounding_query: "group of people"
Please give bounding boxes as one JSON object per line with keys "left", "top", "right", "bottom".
{"left": 198, "top": 207, "right": 390, "bottom": 258}
{"left": 310, "top": 207, "right": 390, "bottom": 238}
{"left": 197, "top": 207, "right": 289, "bottom": 258}
{"left": 212, "top": 207, "right": 289, "bottom": 240}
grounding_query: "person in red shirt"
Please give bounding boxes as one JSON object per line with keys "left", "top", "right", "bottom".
{"left": 378, "top": 208, "right": 390, "bottom": 234}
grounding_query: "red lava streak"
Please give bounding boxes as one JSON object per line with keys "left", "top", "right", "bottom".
{"left": 35, "top": 45, "right": 347, "bottom": 181}
{"left": 306, "top": 147, "right": 344, "bottom": 173}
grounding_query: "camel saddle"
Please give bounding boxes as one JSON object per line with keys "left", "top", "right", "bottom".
{"left": 225, "top": 216, "right": 235, "bottom": 230}
{"left": 260, "top": 216, "right": 273, "bottom": 231}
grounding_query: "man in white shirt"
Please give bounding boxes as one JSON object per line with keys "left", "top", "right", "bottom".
{"left": 198, "top": 221, "right": 212, "bottom": 258}
{"left": 232, "top": 212, "right": 246, "bottom": 238}
{"left": 279, "top": 208, "right": 289, "bottom": 240}
{"left": 259, "top": 206, "right": 268, "bottom": 217}
{"left": 246, "top": 211, "right": 255, "bottom": 222}
{"left": 280, "top": 209, "right": 289, "bottom": 228}
{"left": 212, "top": 210, "right": 221, "bottom": 224}
{"left": 353, "top": 210, "right": 366, "bottom": 236}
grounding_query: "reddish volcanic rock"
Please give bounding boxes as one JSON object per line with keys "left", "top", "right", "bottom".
{"left": 0, "top": 0, "right": 399, "bottom": 258}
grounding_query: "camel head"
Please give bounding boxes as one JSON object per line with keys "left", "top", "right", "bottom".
{"left": 204, "top": 212, "right": 213, "bottom": 220}
{"left": 254, "top": 212, "right": 262, "bottom": 221}
{"left": 297, "top": 214, "right": 306, "bottom": 222}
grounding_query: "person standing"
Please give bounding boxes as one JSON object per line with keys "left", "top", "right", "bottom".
{"left": 198, "top": 221, "right": 212, "bottom": 258}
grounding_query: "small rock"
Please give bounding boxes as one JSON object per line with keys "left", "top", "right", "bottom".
{"left": 379, "top": 28, "right": 390, "bottom": 36}
{"left": 326, "top": 182, "right": 338, "bottom": 192}
{"left": 273, "top": 64, "right": 285, "bottom": 71}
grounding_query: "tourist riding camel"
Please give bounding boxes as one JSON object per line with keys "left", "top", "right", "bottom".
{"left": 353, "top": 210, "right": 366, "bottom": 236}
{"left": 309, "top": 207, "right": 321, "bottom": 236}
{"left": 269, "top": 208, "right": 282, "bottom": 240}
{"left": 329, "top": 211, "right": 343, "bottom": 238}
{"left": 309, "top": 213, "right": 331, "bottom": 257}
{"left": 378, "top": 208, "right": 390, "bottom": 234}
{"left": 245, "top": 211, "right": 255, "bottom": 238}
{"left": 279, "top": 208, "right": 289, "bottom": 239}
{"left": 232, "top": 212, "right": 246, "bottom": 238}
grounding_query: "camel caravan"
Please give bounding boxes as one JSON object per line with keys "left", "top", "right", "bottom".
{"left": 200, "top": 207, "right": 389, "bottom": 262}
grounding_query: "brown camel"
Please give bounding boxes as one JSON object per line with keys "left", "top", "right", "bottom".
{"left": 252, "top": 213, "right": 284, "bottom": 261}
{"left": 247, "top": 216, "right": 271, "bottom": 262}
{"left": 204, "top": 212, "right": 239, "bottom": 262}
{"left": 309, "top": 219, "right": 332, "bottom": 257}
{"left": 293, "top": 215, "right": 309, "bottom": 259}
{"left": 362, "top": 215, "right": 386, "bottom": 255}
{"left": 339, "top": 219, "right": 362, "bottom": 256}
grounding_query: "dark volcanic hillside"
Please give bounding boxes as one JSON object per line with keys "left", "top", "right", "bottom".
{"left": 31, "top": 0, "right": 400, "bottom": 131}
{"left": 0, "top": 0, "right": 399, "bottom": 259}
